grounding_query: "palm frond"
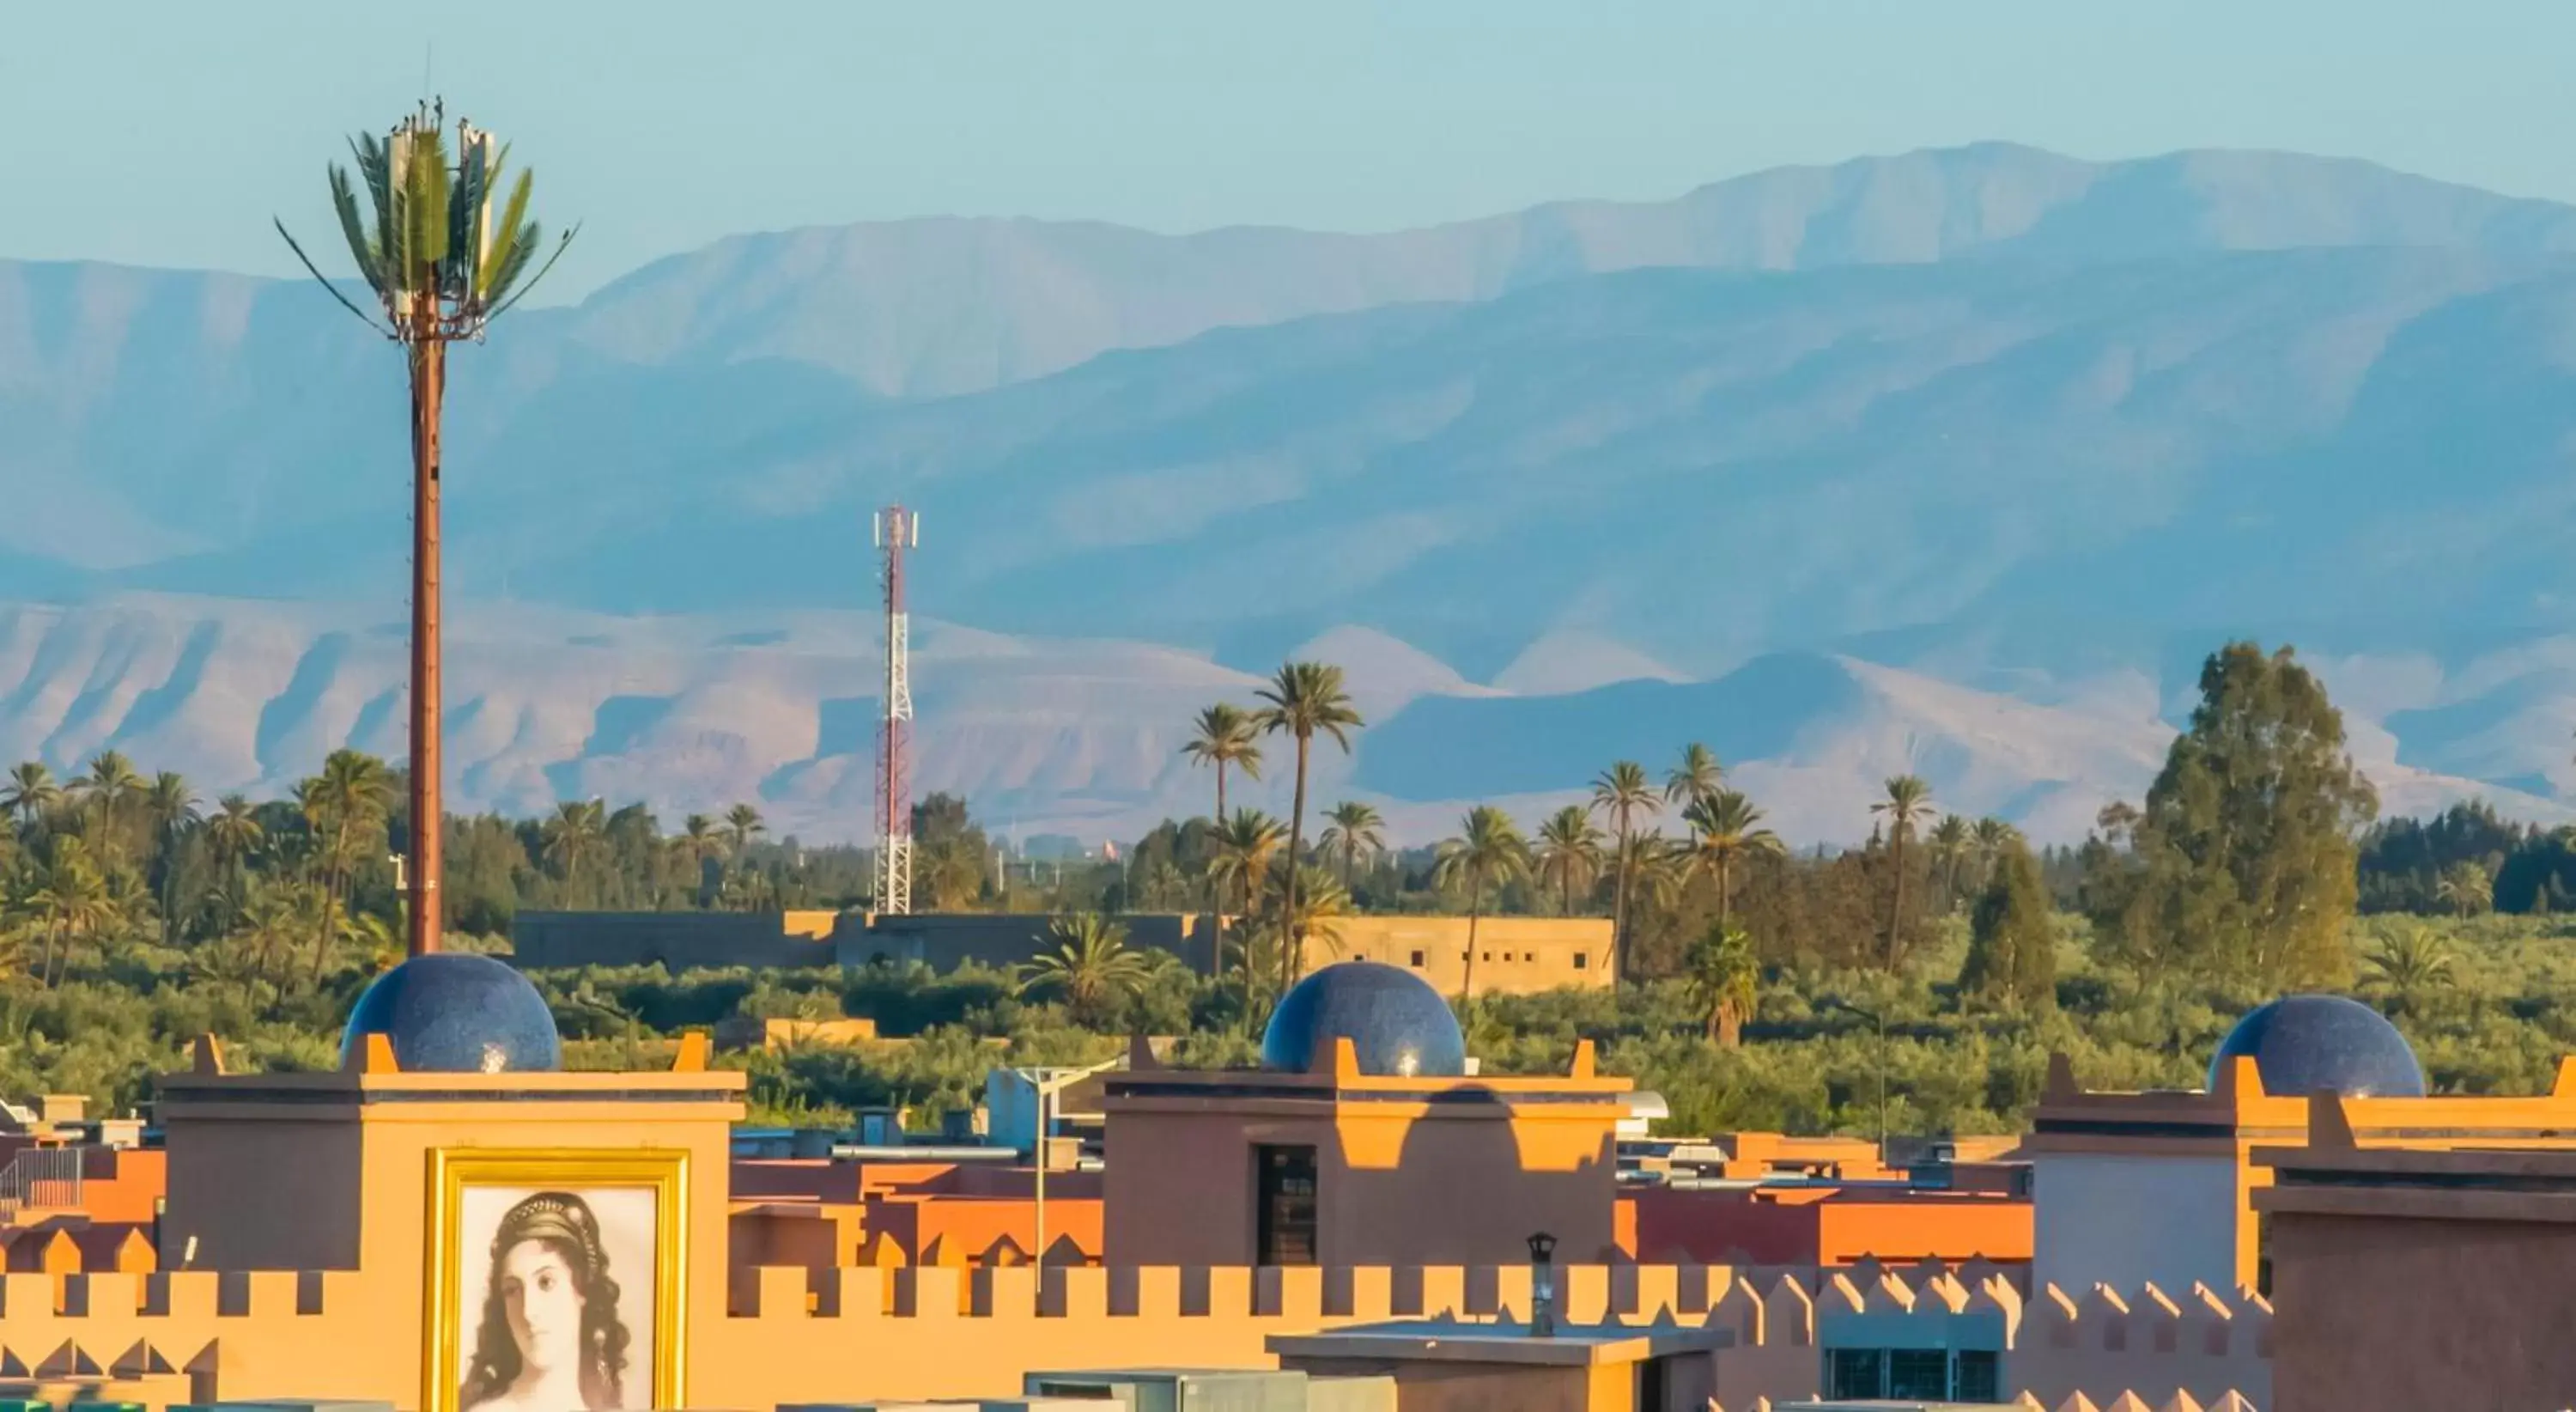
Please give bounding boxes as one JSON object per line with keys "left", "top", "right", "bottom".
{"left": 482, "top": 223, "right": 578, "bottom": 322}
{"left": 355, "top": 131, "right": 403, "bottom": 302}
{"left": 270, "top": 218, "right": 396, "bottom": 337}
{"left": 479, "top": 169, "right": 537, "bottom": 303}
{"left": 325, "top": 165, "right": 385, "bottom": 300}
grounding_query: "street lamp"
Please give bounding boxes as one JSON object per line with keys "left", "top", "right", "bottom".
{"left": 1825, "top": 999, "right": 1890, "bottom": 1166}
{"left": 1019, "top": 1056, "right": 1123, "bottom": 1281}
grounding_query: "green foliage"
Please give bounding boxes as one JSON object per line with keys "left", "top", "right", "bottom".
{"left": 1961, "top": 837, "right": 2057, "bottom": 1008}
{"left": 1684, "top": 922, "right": 1760, "bottom": 1046}
{"left": 2092, "top": 642, "right": 2377, "bottom": 989}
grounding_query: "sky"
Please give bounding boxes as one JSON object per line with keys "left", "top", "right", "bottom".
{"left": 3, "top": 2, "right": 2567, "bottom": 302}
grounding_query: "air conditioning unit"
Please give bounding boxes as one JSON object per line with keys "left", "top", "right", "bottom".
{"left": 1020, "top": 1369, "right": 1310, "bottom": 1412}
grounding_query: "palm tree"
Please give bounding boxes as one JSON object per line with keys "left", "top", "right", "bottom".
{"left": 144, "top": 771, "right": 199, "bottom": 943}
{"left": 1872, "top": 775, "right": 1936, "bottom": 969}
{"left": 1434, "top": 806, "right": 1529, "bottom": 1008}
{"left": 724, "top": 803, "right": 768, "bottom": 899}
{"left": 725, "top": 803, "right": 767, "bottom": 855}
{"left": 75, "top": 751, "right": 146, "bottom": 867}
{"left": 673, "top": 813, "right": 725, "bottom": 902}
{"left": 237, "top": 880, "right": 312, "bottom": 1002}
{"left": 1274, "top": 863, "right": 1354, "bottom": 969}
{"left": 1019, "top": 913, "right": 1154, "bottom": 1026}
{"left": 304, "top": 750, "right": 395, "bottom": 984}
{"left": 1686, "top": 922, "right": 1760, "bottom": 1048}
{"left": 1253, "top": 663, "right": 1364, "bottom": 987}
{"left": 2365, "top": 926, "right": 2456, "bottom": 1017}
{"left": 1533, "top": 806, "right": 1606, "bottom": 915}
{"left": 204, "top": 795, "right": 265, "bottom": 928}
{"left": 1665, "top": 743, "right": 1723, "bottom": 810}
{"left": 1317, "top": 800, "right": 1385, "bottom": 891}
{"left": 1683, "top": 788, "right": 1784, "bottom": 930}
{"left": 28, "top": 837, "right": 116, "bottom": 987}
{"left": 1970, "top": 816, "right": 2016, "bottom": 895}
{"left": 276, "top": 101, "right": 576, "bottom": 958}
{"left": 913, "top": 834, "right": 983, "bottom": 912}
{"left": 1590, "top": 761, "right": 1660, "bottom": 980}
{"left": 1, "top": 762, "right": 59, "bottom": 828}
{"left": 1927, "top": 814, "right": 1971, "bottom": 913}
{"left": 2437, "top": 861, "right": 2493, "bottom": 919}
{"left": 541, "top": 800, "right": 611, "bottom": 901}
{"left": 1207, "top": 809, "right": 1286, "bottom": 1000}
{"left": 1181, "top": 703, "right": 1264, "bottom": 823}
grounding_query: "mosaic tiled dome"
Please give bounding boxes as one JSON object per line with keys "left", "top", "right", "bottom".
{"left": 1261, "top": 960, "right": 1467, "bottom": 1079}
{"left": 2208, "top": 993, "right": 2424, "bottom": 1099}
{"left": 340, "top": 952, "right": 563, "bottom": 1074}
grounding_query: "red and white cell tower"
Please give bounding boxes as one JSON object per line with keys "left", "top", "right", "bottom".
{"left": 872, "top": 506, "right": 919, "bottom": 915}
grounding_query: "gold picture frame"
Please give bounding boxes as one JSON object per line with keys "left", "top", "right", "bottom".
{"left": 423, "top": 1147, "right": 689, "bottom": 1412}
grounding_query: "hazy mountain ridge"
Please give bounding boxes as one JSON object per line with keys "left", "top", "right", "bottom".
{"left": 0, "top": 595, "right": 2553, "bottom": 845}
{"left": 11, "top": 143, "right": 2576, "bottom": 837}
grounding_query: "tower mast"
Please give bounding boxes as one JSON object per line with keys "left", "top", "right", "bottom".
{"left": 874, "top": 507, "right": 918, "bottom": 914}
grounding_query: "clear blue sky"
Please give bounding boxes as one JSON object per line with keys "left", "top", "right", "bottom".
{"left": 4, "top": 2, "right": 2565, "bottom": 301}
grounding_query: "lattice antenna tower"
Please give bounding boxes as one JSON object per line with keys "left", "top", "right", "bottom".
{"left": 873, "top": 507, "right": 919, "bottom": 914}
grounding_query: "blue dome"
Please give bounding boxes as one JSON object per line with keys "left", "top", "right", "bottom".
{"left": 1261, "top": 961, "right": 1466, "bottom": 1079}
{"left": 2208, "top": 993, "right": 2423, "bottom": 1099}
{"left": 341, "top": 952, "right": 562, "bottom": 1074}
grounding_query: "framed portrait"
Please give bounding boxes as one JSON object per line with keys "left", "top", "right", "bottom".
{"left": 424, "top": 1148, "right": 689, "bottom": 1412}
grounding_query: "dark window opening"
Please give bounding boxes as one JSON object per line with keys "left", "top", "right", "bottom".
{"left": 1825, "top": 1348, "right": 2001, "bottom": 1403}
{"left": 1573, "top": 952, "right": 1589, "bottom": 969}
{"left": 1409, "top": 950, "right": 1425, "bottom": 967}
{"left": 1954, "top": 1349, "right": 2001, "bottom": 1402}
{"left": 1255, "top": 1143, "right": 1318, "bottom": 1266}
{"left": 1826, "top": 1348, "right": 1884, "bottom": 1401}
{"left": 1887, "top": 1348, "right": 1948, "bottom": 1400}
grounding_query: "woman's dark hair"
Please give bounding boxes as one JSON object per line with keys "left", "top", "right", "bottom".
{"left": 459, "top": 1190, "right": 631, "bottom": 1410}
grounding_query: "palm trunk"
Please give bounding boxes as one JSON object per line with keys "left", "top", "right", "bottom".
{"left": 1460, "top": 867, "right": 1482, "bottom": 1007}
{"left": 1717, "top": 852, "right": 1731, "bottom": 932}
{"left": 38, "top": 924, "right": 59, "bottom": 989}
{"left": 1886, "top": 831, "right": 1906, "bottom": 970}
{"left": 1608, "top": 823, "right": 1631, "bottom": 982}
{"left": 313, "top": 819, "right": 350, "bottom": 985}
{"left": 1238, "top": 875, "right": 1259, "bottom": 1010}
{"left": 1215, "top": 761, "right": 1228, "bottom": 825}
{"left": 1283, "top": 734, "right": 1310, "bottom": 990}
{"left": 407, "top": 326, "right": 447, "bottom": 958}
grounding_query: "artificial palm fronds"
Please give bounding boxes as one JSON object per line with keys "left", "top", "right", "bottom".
{"left": 274, "top": 100, "right": 576, "bottom": 339}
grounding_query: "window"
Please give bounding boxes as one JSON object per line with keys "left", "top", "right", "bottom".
{"left": 1886, "top": 1349, "right": 1948, "bottom": 1400}
{"left": 1825, "top": 1348, "right": 2001, "bottom": 1403}
{"left": 1409, "top": 950, "right": 1425, "bottom": 968}
{"left": 1573, "top": 952, "right": 1589, "bottom": 970}
{"left": 1482, "top": 952, "right": 1492, "bottom": 962}
{"left": 1953, "top": 1350, "right": 2001, "bottom": 1402}
{"left": 1825, "top": 1349, "right": 1884, "bottom": 1401}
{"left": 1255, "top": 1144, "right": 1319, "bottom": 1266}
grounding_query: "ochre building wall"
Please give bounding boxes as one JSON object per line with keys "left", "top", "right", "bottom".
{"left": 0, "top": 1263, "right": 2267, "bottom": 1409}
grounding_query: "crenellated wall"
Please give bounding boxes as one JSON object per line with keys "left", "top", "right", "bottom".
{"left": 0, "top": 1261, "right": 2270, "bottom": 1409}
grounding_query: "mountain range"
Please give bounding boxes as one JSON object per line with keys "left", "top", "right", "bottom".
{"left": 7, "top": 142, "right": 2576, "bottom": 843}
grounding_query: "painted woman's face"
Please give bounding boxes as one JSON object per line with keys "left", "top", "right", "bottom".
{"left": 501, "top": 1239, "right": 582, "bottom": 1374}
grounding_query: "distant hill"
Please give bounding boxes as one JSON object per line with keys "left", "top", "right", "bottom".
{"left": 0, "top": 595, "right": 2554, "bottom": 844}
{"left": 9, "top": 144, "right": 2576, "bottom": 839}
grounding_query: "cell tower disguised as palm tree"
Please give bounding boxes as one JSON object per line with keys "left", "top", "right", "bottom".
{"left": 276, "top": 101, "right": 575, "bottom": 958}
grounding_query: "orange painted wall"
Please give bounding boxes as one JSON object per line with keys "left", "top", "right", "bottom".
{"left": 1625, "top": 1186, "right": 2030, "bottom": 1266}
